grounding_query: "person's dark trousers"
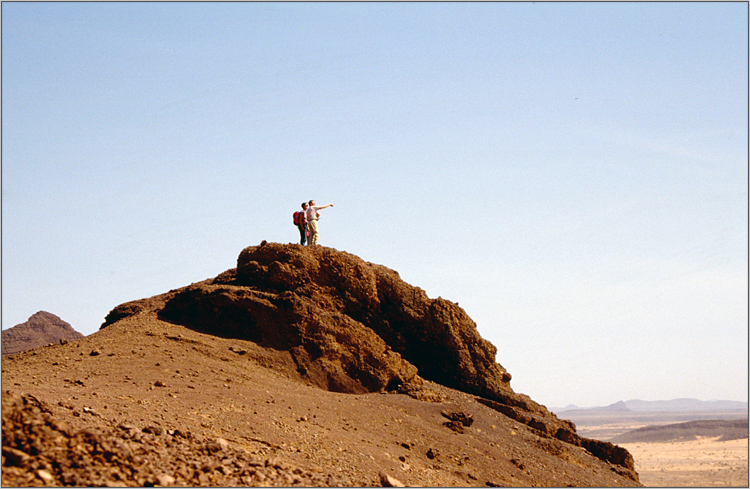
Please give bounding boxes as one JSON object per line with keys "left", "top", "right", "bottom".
{"left": 298, "top": 224, "right": 307, "bottom": 245}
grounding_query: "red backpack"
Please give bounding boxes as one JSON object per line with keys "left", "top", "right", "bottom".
{"left": 293, "top": 211, "right": 302, "bottom": 226}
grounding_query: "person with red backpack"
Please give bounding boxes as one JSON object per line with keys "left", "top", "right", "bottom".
{"left": 293, "top": 202, "right": 309, "bottom": 245}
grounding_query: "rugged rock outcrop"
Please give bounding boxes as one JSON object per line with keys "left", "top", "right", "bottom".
{"left": 100, "top": 242, "right": 636, "bottom": 478}
{"left": 2, "top": 311, "right": 83, "bottom": 356}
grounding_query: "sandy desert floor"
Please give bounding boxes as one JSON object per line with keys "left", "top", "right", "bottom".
{"left": 619, "top": 437, "right": 748, "bottom": 487}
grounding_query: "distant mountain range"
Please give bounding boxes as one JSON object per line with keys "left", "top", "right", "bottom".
{"left": 2, "top": 311, "right": 84, "bottom": 355}
{"left": 556, "top": 398, "right": 748, "bottom": 414}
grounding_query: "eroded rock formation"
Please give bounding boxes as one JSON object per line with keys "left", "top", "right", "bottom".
{"left": 101, "top": 242, "right": 636, "bottom": 478}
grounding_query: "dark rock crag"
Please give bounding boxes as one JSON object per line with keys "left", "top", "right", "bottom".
{"left": 2, "top": 311, "right": 84, "bottom": 356}
{"left": 101, "top": 242, "right": 637, "bottom": 479}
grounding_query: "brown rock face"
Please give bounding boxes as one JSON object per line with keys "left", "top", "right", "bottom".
{"left": 98, "top": 242, "right": 637, "bottom": 479}
{"left": 104, "top": 243, "right": 513, "bottom": 399}
{"left": 2, "top": 311, "right": 83, "bottom": 356}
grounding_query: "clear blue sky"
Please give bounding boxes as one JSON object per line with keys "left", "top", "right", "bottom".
{"left": 2, "top": 2, "right": 747, "bottom": 408}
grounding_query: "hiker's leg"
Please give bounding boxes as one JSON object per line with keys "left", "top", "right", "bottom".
{"left": 307, "top": 220, "right": 319, "bottom": 246}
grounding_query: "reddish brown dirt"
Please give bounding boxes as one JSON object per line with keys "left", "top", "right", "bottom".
{"left": 2, "top": 243, "right": 641, "bottom": 487}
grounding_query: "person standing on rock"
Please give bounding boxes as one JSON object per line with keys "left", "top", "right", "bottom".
{"left": 305, "top": 200, "right": 334, "bottom": 246}
{"left": 297, "top": 202, "right": 309, "bottom": 245}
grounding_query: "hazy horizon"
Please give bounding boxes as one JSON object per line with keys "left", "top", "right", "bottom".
{"left": 553, "top": 398, "right": 750, "bottom": 410}
{"left": 3, "top": 2, "right": 747, "bottom": 408}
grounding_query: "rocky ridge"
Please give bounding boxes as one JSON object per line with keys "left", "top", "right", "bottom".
{"left": 2, "top": 243, "right": 640, "bottom": 486}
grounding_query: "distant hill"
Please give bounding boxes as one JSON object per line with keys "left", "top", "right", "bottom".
{"left": 623, "top": 398, "right": 748, "bottom": 412}
{"left": 602, "top": 400, "right": 631, "bottom": 411}
{"left": 610, "top": 419, "right": 749, "bottom": 443}
{"left": 555, "top": 398, "right": 748, "bottom": 414}
{"left": 2, "top": 311, "right": 83, "bottom": 355}
{"left": 553, "top": 398, "right": 748, "bottom": 441}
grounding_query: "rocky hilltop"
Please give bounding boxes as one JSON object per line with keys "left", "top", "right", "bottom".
{"left": 2, "top": 243, "right": 640, "bottom": 486}
{"left": 2, "top": 311, "right": 83, "bottom": 356}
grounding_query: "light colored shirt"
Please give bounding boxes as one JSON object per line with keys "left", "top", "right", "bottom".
{"left": 306, "top": 206, "right": 321, "bottom": 221}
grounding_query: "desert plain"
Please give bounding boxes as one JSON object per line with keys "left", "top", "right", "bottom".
{"left": 620, "top": 436, "right": 748, "bottom": 487}
{"left": 565, "top": 415, "right": 748, "bottom": 487}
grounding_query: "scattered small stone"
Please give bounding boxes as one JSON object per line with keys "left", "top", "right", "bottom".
{"left": 82, "top": 407, "right": 100, "bottom": 417}
{"left": 441, "top": 409, "right": 474, "bottom": 427}
{"left": 443, "top": 420, "right": 465, "bottom": 433}
{"left": 379, "top": 472, "right": 405, "bottom": 487}
{"left": 143, "top": 426, "right": 164, "bottom": 436}
{"left": 154, "top": 380, "right": 166, "bottom": 387}
{"left": 204, "top": 438, "right": 228, "bottom": 453}
{"left": 155, "top": 474, "right": 175, "bottom": 486}
{"left": 60, "top": 338, "right": 68, "bottom": 345}
{"left": 36, "top": 469, "right": 54, "bottom": 483}
{"left": 426, "top": 447, "right": 439, "bottom": 459}
{"left": 2, "top": 446, "right": 31, "bottom": 465}
{"left": 89, "top": 349, "right": 101, "bottom": 356}
{"left": 165, "top": 428, "right": 187, "bottom": 438}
